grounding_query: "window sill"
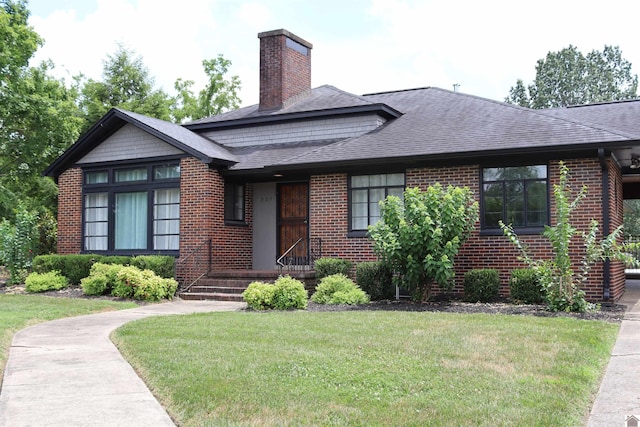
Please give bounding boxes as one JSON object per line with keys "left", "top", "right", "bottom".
{"left": 480, "top": 227, "right": 545, "bottom": 236}
{"left": 347, "top": 230, "right": 369, "bottom": 238}
{"left": 225, "top": 220, "right": 248, "bottom": 227}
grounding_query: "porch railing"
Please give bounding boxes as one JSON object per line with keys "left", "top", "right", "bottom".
{"left": 175, "top": 238, "right": 212, "bottom": 292}
{"left": 277, "top": 237, "right": 322, "bottom": 271}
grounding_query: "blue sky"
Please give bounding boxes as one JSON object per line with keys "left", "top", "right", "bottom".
{"left": 27, "top": 0, "right": 640, "bottom": 107}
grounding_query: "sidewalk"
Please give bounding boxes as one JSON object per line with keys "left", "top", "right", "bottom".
{"left": 588, "top": 279, "right": 640, "bottom": 426}
{"left": 0, "top": 299, "right": 245, "bottom": 427}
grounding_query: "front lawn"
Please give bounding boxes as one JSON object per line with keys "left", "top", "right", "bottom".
{"left": 113, "top": 311, "right": 618, "bottom": 426}
{"left": 0, "top": 294, "right": 137, "bottom": 380}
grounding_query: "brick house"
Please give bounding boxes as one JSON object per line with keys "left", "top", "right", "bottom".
{"left": 45, "top": 29, "right": 640, "bottom": 301}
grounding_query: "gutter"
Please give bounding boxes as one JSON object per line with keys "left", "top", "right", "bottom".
{"left": 598, "top": 148, "right": 611, "bottom": 301}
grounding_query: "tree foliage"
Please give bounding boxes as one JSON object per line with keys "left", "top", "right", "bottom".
{"left": 172, "top": 55, "right": 241, "bottom": 123}
{"left": 506, "top": 45, "right": 638, "bottom": 108}
{"left": 368, "top": 185, "right": 478, "bottom": 301}
{"left": 78, "top": 44, "right": 174, "bottom": 130}
{"left": 0, "top": 0, "right": 82, "bottom": 223}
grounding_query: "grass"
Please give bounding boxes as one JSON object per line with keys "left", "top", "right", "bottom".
{"left": 113, "top": 311, "right": 619, "bottom": 426}
{"left": 0, "top": 294, "right": 137, "bottom": 380}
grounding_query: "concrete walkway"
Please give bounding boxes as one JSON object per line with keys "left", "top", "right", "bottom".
{"left": 0, "top": 299, "right": 245, "bottom": 427}
{"left": 588, "top": 279, "right": 640, "bottom": 426}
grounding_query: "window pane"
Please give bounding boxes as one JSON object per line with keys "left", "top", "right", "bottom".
{"left": 505, "top": 182, "right": 524, "bottom": 226}
{"left": 85, "top": 171, "right": 108, "bottom": 184}
{"left": 483, "top": 168, "right": 503, "bottom": 181}
{"left": 386, "top": 173, "right": 405, "bottom": 186}
{"left": 369, "top": 175, "right": 385, "bottom": 187}
{"left": 388, "top": 188, "right": 404, "bottom": 199}
{"left": 483, "top": 183, "right": 503, "bottom": 228}
{"left": 115, "top": 192, "right": 148, "bottom": 249}
{"left": 84, "top": 193, "right": 108, "bottom": 251}
{"left": 154, "top": 165, "right": 180, "bottom": 180}
{"left": 115, "top": 168, "right": 147, "bottom": 182}
{"left": 527, "top": 181, "right": 548, "bottom": 226}
{"left": 351, "top": 176, "right": 369, "bottom": 188}
{"left": 154, "top": 189, "right": 179, "bottom": 250}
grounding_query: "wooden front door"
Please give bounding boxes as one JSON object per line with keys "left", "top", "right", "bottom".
{"left": 277, "top": 182, "right": 309, "bottom": 265}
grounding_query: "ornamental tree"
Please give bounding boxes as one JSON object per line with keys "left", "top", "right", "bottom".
{"left": 369, "top": 185, "right": 478, "bottom": 301}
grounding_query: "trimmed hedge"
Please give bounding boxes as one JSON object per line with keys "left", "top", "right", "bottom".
{"left": 509, "top": 269, "right": 543, "bottom": 304}
{"left": 32, "top": 254, "right": 175, "bottom": 285}
{"left": 314, "top": 257, "right": 353, "bottom": 279}
{"left": 463, "top": 269, "right": 500, "bottom": 303}
{"left": 356, "top": 261, "right": 394, "bottom": 301}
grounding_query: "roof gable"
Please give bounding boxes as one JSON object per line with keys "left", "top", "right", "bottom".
{"left": 45, "top": 108, "right": 237, "bottom": 179}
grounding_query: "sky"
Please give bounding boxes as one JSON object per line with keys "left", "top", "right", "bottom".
{"left": 26, "top": 0, "right": 640, "bottom": 108}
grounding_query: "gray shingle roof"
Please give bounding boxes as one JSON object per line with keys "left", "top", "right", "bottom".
{"left": 545, "top": 99, "right": 640, "bottom": 138}
{"left": 270, "top": 88, "right": 635, "bottom": 168}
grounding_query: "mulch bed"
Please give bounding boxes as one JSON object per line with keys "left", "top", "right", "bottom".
{"left": 0, "top": 278, "right": 628, "bottom": 323}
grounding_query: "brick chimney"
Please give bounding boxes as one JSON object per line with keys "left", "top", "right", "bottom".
{"left": 258, "top": 29, "right": 313, "bottom": 111}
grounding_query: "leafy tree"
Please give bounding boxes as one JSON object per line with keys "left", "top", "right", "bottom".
{"left": 506, "top": 45, "right": 638, "bottom": 108}
{"left": 0, "top": 0, "right": 82, "bottom": 221}
{"left": 623, "top": 199, "right": 640, "bottom": 238}
{"left": 172, "top": 55, "right": 241, "bottom": 122}
{"left": 368, "top": 185, "right": 478, "bottom": 301}
{"left": 500, "top": 162, "right": 635, "bottom": 312}
{"left": 78, "top": 45, "right": 174, "bottom": 129}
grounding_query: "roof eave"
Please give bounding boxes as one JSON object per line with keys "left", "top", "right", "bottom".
{"left": 183, "top": 103, "right": 403, "bottom": 131}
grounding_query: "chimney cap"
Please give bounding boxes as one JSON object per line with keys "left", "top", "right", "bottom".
{"left": 258, "top": 29, "right": 313, "bottom": 49}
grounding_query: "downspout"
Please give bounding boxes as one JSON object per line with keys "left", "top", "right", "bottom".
{"left": 598, "top": 148, "right": 611, "bottom": 301}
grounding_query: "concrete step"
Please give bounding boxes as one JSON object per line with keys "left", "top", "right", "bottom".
{"left": 189, "top": 285, "right": 246, "bottom": 294}
{"left": 178, "top": 292, "right": 244, "bottom": 302}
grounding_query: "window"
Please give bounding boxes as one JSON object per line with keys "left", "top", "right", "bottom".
{"left": 350, "top": 173, "right": 405, "bottom": 232}
{"left": 225, "top": 183, "right": 245, "bottom": 223}
{"left": 82, "top": 161, "right": 180, "bottom": 253}
{"left": 482, "top": 165, "right": 548, "bottom": 230}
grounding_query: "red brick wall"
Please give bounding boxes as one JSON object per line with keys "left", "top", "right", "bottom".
{"left": 57, "top": 167, "right": 82, "bottom": 254}
{"left": 309, "top": 159, "right": 620, "bottom": 301}
{"left": 177, "top": 158, "right": 252, "bottom": 284}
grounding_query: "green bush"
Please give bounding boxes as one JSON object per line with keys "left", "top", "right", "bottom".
{"left": 80, "top": 274, "right": 109, "bottom": 296}
{"left": 25, "top": 271, "right": 68, "bottom": 293}
{"left": 463, "top": 269, "right": 500, "bottom": 303}
{"left": 272, "top": 276, "right": 308, "bottom": 310}
{"left": 32, "top": 254, "right": 103, "bottom": 285}
{"left": 131, "top": 255, "right": 175, "bottom": 278}
{"left": 356, "top": 261, "right": 394, "bottom": 300}
{"left": 510, "top": 269, "right": 544, "bottom": 304}
{"left": 101, "top": 256, "right": 132, "bottom": 266}
{"left": 242, "top": 282, "right": 276, "bottom": 310}
{"left": 314, "top": 257, "right": 353, "bottom": 279}
{"left": 311, "top": 274, "right": 370, "bottom": 305}
{"left": 80, "top": 263, "right": 126, "bottom": 296}
{"left": 112, "top": 265, "right": 176, "bottom": 301}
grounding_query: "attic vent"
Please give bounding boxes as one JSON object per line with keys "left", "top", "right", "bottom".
{"left": 286, "top": 37, "right": 309, "bottom": 56}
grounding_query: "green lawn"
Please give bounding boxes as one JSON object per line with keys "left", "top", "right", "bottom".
{"left": 0, "top": 294, "right": 137, "bottom": 379}
{"left": 113, "top": 311, "right": 618, "bottom": 426}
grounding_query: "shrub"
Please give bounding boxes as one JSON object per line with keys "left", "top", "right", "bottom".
{"left": 510, "top": 269, "right": 543, "bottom": 304}
{"left": 112, "top": 266, "right": 176, "bottom": 301}
{"left": 133, "top": 270, "right": 178, "bottom": 301}
{"left": 80, "top": 274, "right": 109, "bottom": 296}
{"left": 81, "top": 263, "right": 126, "bottom": 296}
{"left": 131, "top": 255, "right": 175, "bottom": 278}
{"left": 272, "top": 276, "right": 308, "bottom": 310}
{"left": 242, "top": 282, "right": 276, "bottom": 310}
{"left": 25, "top": 271, "right": 68, "bottom": 293}
{"left": 356, "top": 261, "right": 394, "bottom": 300}
{"left": 32, "top": 254, "right": 103, "bottom": 285}
{"left": 314, "top": 257, "right": 353, "bottom": 279}
{"left": 101, "top": 256, "right": 132, "bottom": 266}
{"left": 0, "top": 205, "right": 38, "bottom": 284}
{"left": 463, "top": 269, "right": 500, "bottom": 303}
{"left": 311, "top": 274, "right": 370, "bottom": 305}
